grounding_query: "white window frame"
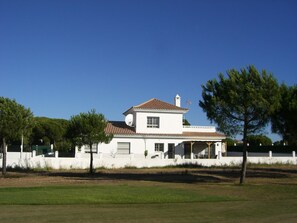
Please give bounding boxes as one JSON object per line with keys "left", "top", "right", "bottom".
{"left": 147, "top": 117, "right": 160, "bottom": 128}
{"left": 155, "top": 143, "right": 164, "bottom": 152}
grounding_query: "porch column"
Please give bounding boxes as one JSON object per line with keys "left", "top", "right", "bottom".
{"left": 190, "top": 142, "right": 194, "bottom": 159}
{"left": 206, "top": 142, "right": 213, "bottom": 159}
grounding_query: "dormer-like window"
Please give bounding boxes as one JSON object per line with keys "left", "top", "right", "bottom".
{"left": 147, "top": 117, "right": 159, "bottom": 128}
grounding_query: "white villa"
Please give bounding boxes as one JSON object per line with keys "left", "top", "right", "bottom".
{"left": 83, "top": 95, "right": 226, "bottom": 159}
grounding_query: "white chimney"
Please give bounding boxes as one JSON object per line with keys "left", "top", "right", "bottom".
{"left": 174, "top": 94, "right": 181, "bottom": 107}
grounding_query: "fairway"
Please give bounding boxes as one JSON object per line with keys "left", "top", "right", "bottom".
{"left": 1, "top": 166, "right": 297, "bottom": 223}
{"left": 0, "top": 185, "right": 236, "bottom": 205}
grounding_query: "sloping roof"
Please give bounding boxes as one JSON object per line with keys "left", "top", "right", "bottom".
{"left": 136, "top": 98, "right": 188, "bottom": 110}
{"left": 105, "top": 121, "right": 225, "bottom": 139}
{"left": 124, "top": 98, "right": 188, "bottom": 114}
{"left": 105, "top": 121, "right": 136, "bottom": 135}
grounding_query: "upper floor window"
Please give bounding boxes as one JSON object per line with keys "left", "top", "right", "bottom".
{"left": 147, "top": 117, "right": 160, "bottom": 128}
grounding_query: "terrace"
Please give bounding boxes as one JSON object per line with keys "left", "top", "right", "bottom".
{"left": 182, "top": 125, "right": 216, "bottom": 133}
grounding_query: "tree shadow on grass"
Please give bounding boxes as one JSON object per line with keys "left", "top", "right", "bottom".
{"left": 44, "top": 169, "right": 234, "bottom": 184}
{"left": 3, "top": 167, "right": 296, "bottom": 184}
{"left": 193, "top": 168, "right": 292, "bottom": 179}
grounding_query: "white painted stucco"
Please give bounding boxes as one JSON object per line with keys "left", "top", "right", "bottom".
{"left": 102, "top": 96, "right": 226, "bottom": 159}
{"left": 97, "top": 135, "right": 224, "bottom": 160}
{"left": 2, "top": 151, "right": 296, "bottom": 170}
{"left": 135, "top": 111, "right": 183, "bottom": 134}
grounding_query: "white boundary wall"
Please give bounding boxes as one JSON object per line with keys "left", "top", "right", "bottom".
{"left": 1, "top": 151, "right": 296, "bottom": 169}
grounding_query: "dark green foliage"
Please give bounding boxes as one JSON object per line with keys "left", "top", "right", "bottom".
{"left": 228, "top": 145, "right": 296, "bottom": 153}
{"left": 224, "top": 137, "right": 236, "bottom": 146}
{"left": 271, "top": 84, "right": 297, "bottom": 145}
{"left": 0, "top": 98, "right": 34, "bottom": 143}
{"left": 0, "top": 97, "right": 34, "bottom": 175}
{"left": 67, "top": 109, "right": 113, "bottom": 174}
{"left": 199, "top": 66, "right": 280, "bottom": 184}
{"left": 199, "top": 66, "right": 280, "bottom": 137}
{"left": 273, "top": 140, "right": 286, "bottom": 146}
{"left": 246, "top": 135, "right": 272, "bottom": 146}
{"left": 30, "top": 117, "right": 71, "bottom": 151}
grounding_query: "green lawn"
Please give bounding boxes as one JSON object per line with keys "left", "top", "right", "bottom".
{"left": 0, "top": 185, "right": 236, "bottom": 205}
{"left": 0, "top": 167, "right": 297, "bottom": 223}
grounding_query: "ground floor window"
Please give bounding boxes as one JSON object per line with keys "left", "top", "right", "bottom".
{"left": 155, "top": 143, "right": 164, "bottom": 152}
{"left": 117, "top": 142, "right": 130, "bottom": 154}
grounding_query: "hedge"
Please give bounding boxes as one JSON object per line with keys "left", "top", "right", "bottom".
{"left": 228, "top": 145, "right": 296, "bottom": 153}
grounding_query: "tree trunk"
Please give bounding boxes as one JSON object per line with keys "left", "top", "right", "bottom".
{"left": 240, "top": 146, "right": 247, "bottom": 184}
{"left": 89, "top": 144, "right": 94, "bottom": 174}
{"left": 240, "top": 120, "right": 248, "bottom": 184}
{"left": 2, "top": 138, "right": 7, "bottom": 176}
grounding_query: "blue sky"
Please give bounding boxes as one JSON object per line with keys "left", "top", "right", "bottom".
{"left": 1, "top": 0, "right": 296, "bottom": 141}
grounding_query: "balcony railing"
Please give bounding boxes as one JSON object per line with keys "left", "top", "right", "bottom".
{"left": 182, "top": 125, "right": 216, "bottom": 133}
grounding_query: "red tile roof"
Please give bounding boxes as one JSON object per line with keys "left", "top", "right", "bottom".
{"left": 138, "top": 98, "right": 187, "bottom": 110}
{"left": 105, "top": 121, "right": 136, "bottom": 135}
{"left": 124, "top": 98, "right": 188, "bottom": 114}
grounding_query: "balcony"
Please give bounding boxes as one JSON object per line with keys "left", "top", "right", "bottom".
{"left": 182, "top": 125, "right": 216, "bottom": 133}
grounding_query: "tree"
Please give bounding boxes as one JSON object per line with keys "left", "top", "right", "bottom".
{"left": 224, "top": 137, "right": 236, "bottom": 147}
{"left": 67, "top": 110, "right": 113, "bottom": 174}
{"left": 199, "top": 66, "right": 280, "bottom": 184}
{"left": 0, "top": 97, "right": 34, "bottom": 175}
{"left": 30, "top": 117, "right": 69, "bottom": 150}
{"left": 246, "top": 135, "right": 272, "bottom": 146}
{"left": 271, "top": 84, "right": 297, "bottom": 145}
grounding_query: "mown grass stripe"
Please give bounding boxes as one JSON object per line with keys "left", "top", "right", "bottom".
{"left": 0, "top": 185, "right": 237, "bottom": 205}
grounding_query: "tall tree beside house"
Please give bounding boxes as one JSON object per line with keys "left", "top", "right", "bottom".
{"left": 199, "top": 66, "right": 280, "bottom": 184}
{"left": 271, "top": 84, "right": 297, "bottom": 146}
{"left": 0, "top": 97, "right": 34, "bottom": 175}
{"left": 67, "top": 110, "right": 113, "bottom": 174}
{"left": 30, "top": 117, "right": 70, "bottom": 151}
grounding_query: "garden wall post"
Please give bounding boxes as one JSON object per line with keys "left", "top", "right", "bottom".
{"left": 217, "top": 151, "right": 221, "bottom": 160}
{"left": 32, "top": 150, "right": 36, "bottom": 157}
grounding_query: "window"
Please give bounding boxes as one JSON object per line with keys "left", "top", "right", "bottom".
{"left": 117, "top": 142, "right": 130, "bottom": 154}
{"left": 155, "top": 143, "right": 164, "bottom": 152}
{"left": 147, "top": 117, "right": 159, "bottom": 128}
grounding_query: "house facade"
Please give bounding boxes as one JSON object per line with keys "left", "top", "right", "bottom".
{"left": 91, "top": 95, "right": 226, "bottom": 159}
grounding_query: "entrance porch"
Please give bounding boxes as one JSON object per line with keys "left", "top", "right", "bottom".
{"left": 183, "top": 141, "right": 221, "bottom": 159}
